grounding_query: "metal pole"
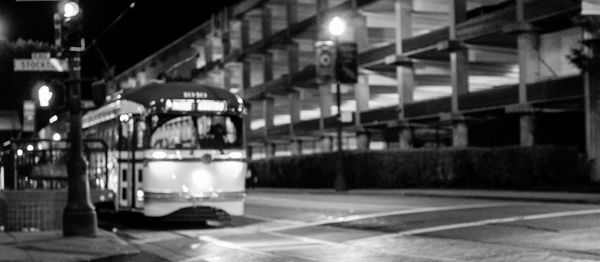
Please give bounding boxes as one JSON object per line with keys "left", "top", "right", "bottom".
{"left": 63, "top": 47, "right": 97, "bottom": 237}
{"left": 333, "top": 37, "right": 347, "bottom": 192}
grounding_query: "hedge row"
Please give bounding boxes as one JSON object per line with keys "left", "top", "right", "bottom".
{"left": 249, "top": 146, "right": 587, "bottom": 189}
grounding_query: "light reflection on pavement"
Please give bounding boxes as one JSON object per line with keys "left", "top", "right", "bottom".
{"left": 106, "top": 191, "right": 600, "bottom": 262}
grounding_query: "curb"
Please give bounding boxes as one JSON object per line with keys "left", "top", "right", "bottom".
{"left": 90, "top": 251, "right": 141, "bottom": 262}
{"left": 400, "top": 191, "right": 600, "bottom": 205}
{"left": 248, "top": 188, "right": 600, "bottom": 205}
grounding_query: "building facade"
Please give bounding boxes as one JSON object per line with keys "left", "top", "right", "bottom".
{"left": 112, "top": 0, "right": 599, "bottom": 180}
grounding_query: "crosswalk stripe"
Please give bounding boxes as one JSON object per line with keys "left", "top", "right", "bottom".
{"left": 355, "top": 208, "right": 600, "bottom": 242}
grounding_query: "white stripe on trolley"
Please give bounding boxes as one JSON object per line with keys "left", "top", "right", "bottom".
{"left": 265, "top": 203, "right": 514, "bottom": 232}
{"left": 355, "top": 208, "right": 600, "bottom": 242}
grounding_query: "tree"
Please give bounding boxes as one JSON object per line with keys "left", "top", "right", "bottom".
{"left": 568, "top": 16, "right": 600, "bottom": 71}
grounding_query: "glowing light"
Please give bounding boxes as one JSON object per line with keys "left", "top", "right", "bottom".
{"left": 52, "top": 133, "right": 61, "bottom": 141}
{"left": 26, "top": 144, "right": 34, "bottom": 151}
{"left": 228, "top": 152, "right": 243, "bottom": 159}
{"left": 119, "top": 114, "right": 130, "bottom": 122}
{"left": 49, "top": 115, "right": 58, "bottom": 124}
{"left": 38, "top": 85, "right": 53, "bottom": 107}
{"left": 136, "top": 190, "right": 144, "bottom": 201}
{"left": 151, "top": 151, "right": 167, "bottom": 159}
{"left": 328, "top": 16, "right": 346, "bottom": 36}
{"left": 16, "top": 149, "right": 23, "bottom": 156}
{"left": 63, "top": 2, "right": 80, "bottom": 18}
{"left": 191, "top": 169, "right": 213, "bottom": 189}
{"left": 181, "top": 185, "right": 189, "bottom": 193}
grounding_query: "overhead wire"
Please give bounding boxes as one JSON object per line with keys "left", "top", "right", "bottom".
{"left": 84, "top": 1, "right": 136, "bottom": 70}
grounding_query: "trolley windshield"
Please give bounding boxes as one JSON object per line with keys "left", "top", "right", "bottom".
{"left": 150, "top": 114, "right": 243, "bottom": 150}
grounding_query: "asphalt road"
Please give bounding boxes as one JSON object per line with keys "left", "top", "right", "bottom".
{"left": 101, "top": 190, "right": 600, "bottom": 261}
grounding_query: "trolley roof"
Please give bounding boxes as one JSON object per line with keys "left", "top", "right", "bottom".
{"left": 113, "top": 82, "right": 244, "bottom": 109}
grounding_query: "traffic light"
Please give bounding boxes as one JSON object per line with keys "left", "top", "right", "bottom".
{"left": 33, "top": 81, "right": 66, "bottom": 110}
{"left": 58, "top": 0, "right": 83, "bottom": 49}
{"left": 38, "top": 85, "right": 53, "bottom": 108}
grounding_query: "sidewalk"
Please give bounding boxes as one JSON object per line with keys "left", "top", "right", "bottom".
{"left": 248, "top": 188, "right": 600, "bottom": 204}
{"left": 0, "top": 229, "right": 139, "bottom": 262}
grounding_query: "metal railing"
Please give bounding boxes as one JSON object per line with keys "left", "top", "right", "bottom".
{"left": 0, "top": 139, "right": 108, "bottom": 190}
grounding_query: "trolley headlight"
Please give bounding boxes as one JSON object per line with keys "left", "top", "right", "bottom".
{"left": 151, "top": 151, "right": 167, "bottom": 159}
{"left": 136, "top": 190, "right": 144, "bottom": 201}
{"left": 228, "top": 152, "right": 244, "bottom": 159}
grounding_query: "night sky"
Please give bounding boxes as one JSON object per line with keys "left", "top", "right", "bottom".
{"left": 0, "top": 0, "right": 239, "bottom": 78}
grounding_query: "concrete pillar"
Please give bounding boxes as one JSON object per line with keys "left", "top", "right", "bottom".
{"left": 204, "top": 39, "right": 213, "bottom": 65}
{"left": 288, "top": 42, "right": 300, "bottom": 75}
{"left": 516, "top": 0, "right": 540, "bottom": 146}
{"left": 398, "top": 126, "right": 412, "bottom": 149}
{"left": 265, "top": 142, "right": 275, "bottom": 158}
{"left": 449, "top": 0, "right": 469, "bottom": 147}
{"left": 288, "top": 41, "right": 301, "bottom": 137}
{"left": 586, "top": 66, "right": 600, "bottom": 182}
{"left": 356, "top": 130, "right": 370, "bottom": 150}
{"left": 263, "top": 52, "right": 273, "bottom": 83}
{"left": 262, "top": 6, "right": 272, "bottom": 39}
{"left": 242, "top": 59, "right": 251, "bottom": 96}
{"left": 352, "top": 10, "right": 370, "bottom": 52}
{"left": 453, "top": 119, "right": 469, "bottom": 147}
{"left": 289, "top": 90, "right": 301, "bottom": 131}
{"left": 223, "top": 67, "right": 231, "bottom": 90}
{"left": 221, "top": 11, "right": 231, "bottom": 56}
{"left": 319, "top": 85, "right": 333, "bottom": 130}
{"left": 316, "top": 0, "right": 329, "bottom": 40}
{"left": 241, "top": 19, "right": 250, "bottom": 49}
{"left": 395, "top": 0, "right": 414, "bottom": 148}
{"left": 290, "top": 139, "right": 302, "bottom": 155}
{"left": 355, "top": 74, "right": 370, "bottom": 126}
{"left": 262, "top": 96, "right": 274, "bottom": 138}
{"left": 287, "top": 0, "right": 298, "bottom": 26}
{"left": 321, "top": 135, "right": 333, "bottom": 152}
{"left": 395, "top": 0, "right": 415, "bottom": 107}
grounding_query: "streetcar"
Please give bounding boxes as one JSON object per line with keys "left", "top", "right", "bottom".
{"left": 79, "top": 81, "right": 248, "bottom": 220}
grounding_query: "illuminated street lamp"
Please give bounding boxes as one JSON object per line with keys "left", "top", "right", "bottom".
{"left": 328, "top": 16, "right": 346, "bottom": 37}
{"left": 62, "top": 1, "right": 80, "bottom": 18}
{"left": 328, "top": 16, "right": 348, "bottom": 192}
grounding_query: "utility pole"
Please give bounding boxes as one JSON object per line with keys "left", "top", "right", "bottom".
{"left": 58, "top": 0, "right": 98, "bottom": 237}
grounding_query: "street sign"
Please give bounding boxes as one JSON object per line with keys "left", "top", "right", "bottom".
{"left": 32, "top": 52, "right": 50, "bottom": 59}
{"left": 14, "top": 58, "right": 67, "bottom": 72}
{"left": 336, "top": 42, "right": 358, "bottom": 84}
{"left": 315, "top": 41, "right": 335, "bottom": 84}
{"left": 23, "top": 101, "right": 35, "bottom": 132}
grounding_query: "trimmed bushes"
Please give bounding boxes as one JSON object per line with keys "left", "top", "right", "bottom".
{"left": 249, "top": 146, "right": 586, "bottom": 189}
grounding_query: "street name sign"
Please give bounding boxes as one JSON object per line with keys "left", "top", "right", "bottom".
{"left": 14, "top": 58, "right": 66, "bottom": 72}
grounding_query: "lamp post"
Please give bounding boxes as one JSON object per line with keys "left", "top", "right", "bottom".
{"left": 328, "top": 16, "right": 348, "bottom": 192}
{"left": 59, "top": 0, "right": 97, "bottom": 237}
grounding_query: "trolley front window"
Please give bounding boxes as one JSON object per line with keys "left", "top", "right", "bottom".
{"left": 150, "top": 114, "right": 242, "bottom": 150}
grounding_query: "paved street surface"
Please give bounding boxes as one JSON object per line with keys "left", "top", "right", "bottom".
{"left": 103, "top": 190, "right": 600, "bottom": 261}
